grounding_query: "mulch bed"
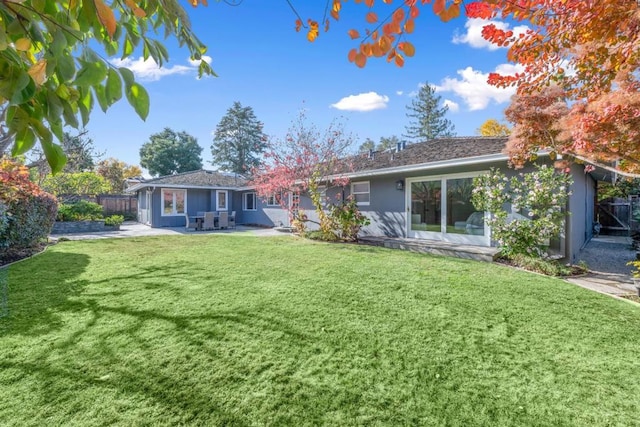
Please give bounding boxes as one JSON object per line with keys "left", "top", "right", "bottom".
{"left": 0, "top": 243, "right": 50, "bottom": 268}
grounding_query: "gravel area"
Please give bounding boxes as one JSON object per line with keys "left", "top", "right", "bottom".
{"left": 574, "top": 235, "right": 636, "bottom": 284}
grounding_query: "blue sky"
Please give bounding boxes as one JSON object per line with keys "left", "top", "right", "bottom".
{"left": 86, "top": 1, "right": 526, "bottom": 171}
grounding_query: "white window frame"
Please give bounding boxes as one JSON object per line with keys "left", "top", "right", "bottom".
{"left": 216, "top": 190, "right": 228, "bottom": 211}
{"left": 351, "top": 181, "right": 370, "bottom": 206}
{"left": 266, "top": 194, "right": 279, "bottom": 206}
{"left": 161, "top": 188, "right": 187, "bottom": 216}
{"left": 243, "top": 192, "right": 257, "bottom": 211}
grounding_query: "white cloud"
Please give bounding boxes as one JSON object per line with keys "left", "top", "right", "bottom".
{"left": 330, "top": 92, "right": 389, "bottom": 112}
{"left": 452, "top": 18, "right": 529, "bottom": 50}
{"left": 396, "top": 90, "right": 404, "bottom": 96}
{"left": 443, "top": 99, "right": 460, "bottom": 113}
{"left": 435, "top": 64, "right": 523, "bottom": 111}
{"left": 188, "top": 55, "right": 213, "bottom": 67}
{"left": 110, "top": 56, "right": 205, "bottom": 81}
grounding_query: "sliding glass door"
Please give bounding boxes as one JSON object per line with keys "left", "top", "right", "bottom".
{"left": 407, "top": 173, "right": 489, "bottom": 245}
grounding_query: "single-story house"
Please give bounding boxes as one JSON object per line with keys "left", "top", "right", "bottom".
{"left": 128, "top": 137, "right": 617, "bottom": 263}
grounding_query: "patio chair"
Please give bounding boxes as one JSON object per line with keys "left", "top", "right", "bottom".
{"left": 184, "top": 214, "right": 198, "bottom": 231}
{"left": 203, "top": 211, "right": 217, "bottom": 230}
{"left": 229, "top": 211, "right": 236, "bottom": 229}
{"left": 218, "top": 211, "right": 229, "bottom": 229}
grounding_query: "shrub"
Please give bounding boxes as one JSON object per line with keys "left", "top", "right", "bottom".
{"left": 104, "top": 215, "right": 124, "bottom": 227}
{"left": 327, "top": 196, "right": 370, "bottom": 241}
{"left": 472, "top": 165, "right": 572, "bottom": 258}
{"left": 0, "top": 159, "right": 58, "bottom": 254}
{"left": 57, "top": 200, "right": 104, "bottom": 221}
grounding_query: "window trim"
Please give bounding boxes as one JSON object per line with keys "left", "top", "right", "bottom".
{"left": 266, "top": 194, "right": 279, "bottom": 206}
{"left": 243, "top": 192, "right": 257, "bottom": 211}
{"left": 351, "top": 181, "right": 370, "bottom": 206}
{"left": 160, "top": 188, "right": 187, "bottom": 216}
{"left": 216, "top": 190, "right": 228, "bottom": 211}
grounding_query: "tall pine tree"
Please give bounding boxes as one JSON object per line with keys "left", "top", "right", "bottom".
{"left": 211, "top": 102, "right": 267, "bottom": 175}
{"left": 404, "top": 84, "right": 456, "bottom": 142}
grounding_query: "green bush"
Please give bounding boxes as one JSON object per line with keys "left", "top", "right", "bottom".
{"left": 104, "top": 215, "right": 124, "bottom": 227}
{"left": 508, "top": 254, "right": 572, "bottom": 276}
{"left": 327, "top": 196, "right": 370, "bottom": 241}
{"left": 57, "top": 200, "right": 104, "bottom": 221}
{"left": 0, "top": 160, "right": 58, "bottom": 254}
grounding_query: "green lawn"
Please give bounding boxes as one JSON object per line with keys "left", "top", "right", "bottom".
{"left": 2, "top": 235, "right": 640, "bottom": 426}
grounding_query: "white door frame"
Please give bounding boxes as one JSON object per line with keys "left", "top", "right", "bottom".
{"left": 405, "top": 171, "right": 491, "bottom": 246}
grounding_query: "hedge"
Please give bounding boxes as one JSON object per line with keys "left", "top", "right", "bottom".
{"left": 0, "top": 159, "right": 58, "bottom": 255}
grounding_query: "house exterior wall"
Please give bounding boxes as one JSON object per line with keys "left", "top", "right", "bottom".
{"left": 566, "top": 163, "right": 596, "bottom": 263}
{"left": 354, "top": 162, "right": 507, "bottom": 238}
{"left": 237, "top": 191, "right": 290, "bottom": 227}
{"left": 145, "top": 188, "right": 238, "bottom": 228}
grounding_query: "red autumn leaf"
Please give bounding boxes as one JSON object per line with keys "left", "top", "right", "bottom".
{"left": 348, "top": 48, "right": 358, "bottom": 62}
{"left": 365, "top": 11, "right": 378, "bottom": 23}
{"left": 348, "top": 29, "right": 360, "bottom": 39}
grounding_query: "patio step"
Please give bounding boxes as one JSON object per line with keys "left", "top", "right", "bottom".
{"left": 359, "top": 236, "right": 500, "bottom": 263}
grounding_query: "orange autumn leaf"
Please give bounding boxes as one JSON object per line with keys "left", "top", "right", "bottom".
{"left": 364, "top": 0, "right": 374, "bottom": 6}
{"left": 386, "top": 48, "right": 396, "bottom": 62}
{"left": 433, "top": 0, "right": 445, "bottom": 15}
{"left": 354, "top": 52, "right": 367, "bottom": 68}
{"left": 399, "top": 41, "right": 415, "bottom": 57}
{"left": 348, "top": 48, "right": 358, "bottom": 62}
{"left": 372, "top": 43, "right": 384, "bottom": 57}
{"left": 295, "top": 19, "right": 302, "bottom": 32}
{"left": 307, "top": 20, "right": 319, "bottom": 42}
{"left": 443, "top": 3, "right": 460, "bottom": 21}
{"left": 404, "top": 19, "right": 415, "bottom": 33}
{"left": 348, "top": 29, "right": 360, "bottom": 39}
{"left": 331, "top": 9, "right": 339, "bottom": 20}
{"left": 124, "top": 0, "right": 146, "bottom": 17}
{"left": 395, "top": 53, "right": 405, "bottom": 67}
{"left": 409, "top": 5, "right": 419, "bottom": 18}
{"left": 94, "top": 0, "right": 117, "bottom": 38}
{"left": 365, "top": 11, "right": 378, "bottom": 23}
{"left": 392, "top": 8, "right": 405, "bottom": 22}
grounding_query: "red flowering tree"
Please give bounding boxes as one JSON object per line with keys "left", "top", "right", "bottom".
{"left": 0, "top": 159, "right": 57, "bottom": 258}
{"left": 250, "top": 111, "right": 353, "bottom": 236}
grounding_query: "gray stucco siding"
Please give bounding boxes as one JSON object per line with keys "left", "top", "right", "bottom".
{"left": 237, "top": 191, "right": 289, "bottom": 227}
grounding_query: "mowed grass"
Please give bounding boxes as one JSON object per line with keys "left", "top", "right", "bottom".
{"left": 1, "top": 235, "right": 640, "bottom": 426}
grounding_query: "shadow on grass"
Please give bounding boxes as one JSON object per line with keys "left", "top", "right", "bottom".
{"left": 0, "top": 296, "right": 321, "bottom": 424}
{"left": 0, "top": 250, "right": 90, "bottom": 336}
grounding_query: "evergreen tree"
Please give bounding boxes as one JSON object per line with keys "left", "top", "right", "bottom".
{"left": 358, "top": 138, "right": 376, "bottom": 152}
{"left": 140, "top": 128, "right": 203, "bottom": 177}
{"left": 404, "top": 84, "right": 456, "bottom": 142}
{"left": 211, "top": 102, "right": 267, "bottom": 175}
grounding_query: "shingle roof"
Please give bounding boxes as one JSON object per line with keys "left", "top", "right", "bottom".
{"left": 133, "top": 170, "right": 247, "bottom": 189}
{"left": 347, "top": 136, "right": 508, "bottom": 173}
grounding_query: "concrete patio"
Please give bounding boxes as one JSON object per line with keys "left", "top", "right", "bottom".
{"left": 50, "top": 221, "right": 285, "bottom": 241}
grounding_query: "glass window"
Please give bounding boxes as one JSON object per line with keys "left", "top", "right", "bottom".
{"left": 410, "top": 181, "right": 441, "bottom": 232}
{"left": 216, "top": 190, "right": 227, "bottom": 211}
{"left": 267, "top": 193, "right": 282, "bottom": 206}
{"left": 161, "top": 189, "right": 186, "bottom": 216}
{"left": 446, "top": 178, "right": 484, "bottom": 236}
{"left": 244, "top": 193, "right": 256, "bottom": 211}
{"left": 351, "top": 181, "right": 370, "bottom": 206}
